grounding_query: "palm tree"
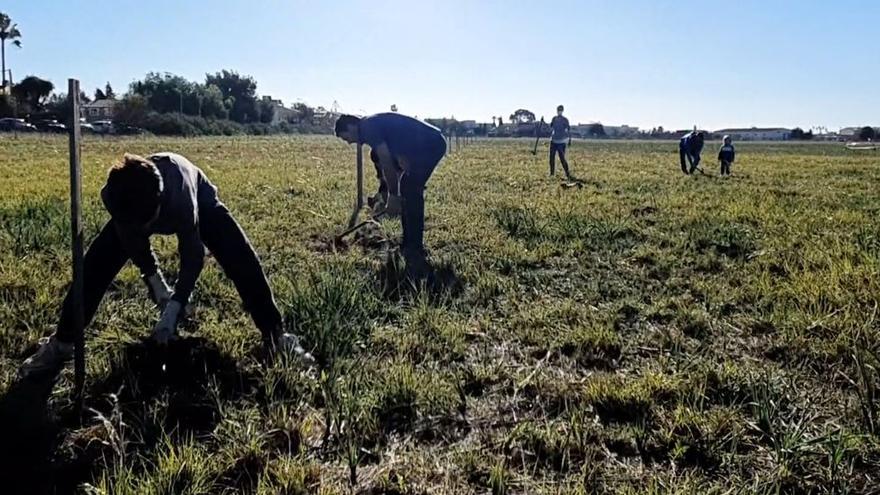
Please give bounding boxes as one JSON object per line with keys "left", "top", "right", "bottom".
{"left": 0, "top": 12, "right": 22, "bottom": 89}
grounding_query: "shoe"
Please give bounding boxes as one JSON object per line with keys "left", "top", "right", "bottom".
{"left": 20, "top": 336, "right": 74, "bottom": 379}
{"left": 273, "top": 333, "right": 316, "bottom": 365}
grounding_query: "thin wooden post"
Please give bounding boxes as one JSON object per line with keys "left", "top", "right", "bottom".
{"left": 347, "top": 143, "right": 364, "bottom": 228}
{"left": 68, "top": 79, "right": 85, "bottom": 417}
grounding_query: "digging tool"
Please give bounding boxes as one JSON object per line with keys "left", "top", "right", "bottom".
{"left": 531, "top": 117, "right": 545, "bottom": 155}
{"left": 336, "top": 211, "right": 386, "bottom": 242}
{"left": 346, "top": 143, "right": 365, "bottom": 229}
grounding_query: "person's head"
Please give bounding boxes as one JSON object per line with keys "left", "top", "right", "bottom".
{"left": 723, "top": 135, "right": 732, "bottom": 145}
{"left": 556, "top": 105, "right": 564, "bottom": 116}
{"left": 334, "top": 114, "right": 361, "bottom": 143}
{"left": 103, "top": 154, "right": 163, "bottom": 229}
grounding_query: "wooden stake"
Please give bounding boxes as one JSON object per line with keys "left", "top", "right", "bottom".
{"left": 68, "top": 79, "right": 85, "bottom": 416}
{"left": 347, "top": 143, "right": 364, "bottom": 228}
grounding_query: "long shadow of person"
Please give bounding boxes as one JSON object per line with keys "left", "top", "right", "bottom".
{"left": 0, "top": 336, "right": 258, "bottom": 494}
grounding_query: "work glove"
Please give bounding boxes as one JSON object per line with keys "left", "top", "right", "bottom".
{"left": 144, "top": 272, "right": 172, "bottom": 308}
{"left": 152, "top": 300, "right": 182, "bottom": 345}
{"left": 385, "top": 195, "right": 403, "bottom": 217}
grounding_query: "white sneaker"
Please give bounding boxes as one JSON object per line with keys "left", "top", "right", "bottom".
{"left": 274, "top": 333, "right": 316, "bottom": 365}
{"left": 19, "top": 336, "right": 74, "bottom": 378}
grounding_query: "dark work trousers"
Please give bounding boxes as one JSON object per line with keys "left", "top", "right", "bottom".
{"left": 55, "top": 204, "right": 282, "bottom": 343}
{"left": 549, "top": 142, "right": 571, "bottom": 177}
{"left": 720, "top": 161, "right": 732, "bottom": 176}
{"left": 400, "top": 140, "right": 446, "bottom": 257}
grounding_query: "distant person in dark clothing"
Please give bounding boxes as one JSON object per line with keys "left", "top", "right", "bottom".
{"left": 718, "top": 135, "right": 736, "bottom": 176}
{"left": 335, "top": 113, "right": 447, "bottom": 279}
{"left": 680, "top": 131, "right": 705, "bottom": 174}
{"left": 549, "top": 105, "right": 573, "bottom": 179}
{"left": 20, "top": 153, "right": 312, "bottom": 378}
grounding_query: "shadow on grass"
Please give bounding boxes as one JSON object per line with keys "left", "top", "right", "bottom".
{"left": 0, "top": 337, "right": 257, "bottom": 494}
{"left": 0, "top": 368, "right": 59, "bottom": 495}
{"left": 376, "top": 253, "right": 464, "bottom": 302}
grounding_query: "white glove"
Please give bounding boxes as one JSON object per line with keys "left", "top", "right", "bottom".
{"left": 152, "top": 300, "right": 182, "bottom": 345}
{"left": 385, "top": 195, "right": 403, "bottom": 217}
{"left": 144, "top": 272, "right": 172, "bottom": 308}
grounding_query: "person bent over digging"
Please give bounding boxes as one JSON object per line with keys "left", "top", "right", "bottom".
{"left": 335, "top": 113, "right": 447, "bottom": 279}
{"left": 679, "top": 130, "right": 705, "bottom": 175}
{"left": 20, "top": 152, "right": 312, "bottom": 378}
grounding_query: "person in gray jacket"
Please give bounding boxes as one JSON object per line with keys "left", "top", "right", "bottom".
{"left": 20, "top": 153, "right": 311, "bottom": 378}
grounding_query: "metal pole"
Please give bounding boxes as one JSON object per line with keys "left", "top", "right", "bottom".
{"left": 68, "top": 79, "right": 86, "bottom": 417}
{"left": 348, "top": 143, "right": 364, "bottom": 228}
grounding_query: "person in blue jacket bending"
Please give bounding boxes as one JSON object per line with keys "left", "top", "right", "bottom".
{"left": 335, "top": 113, "right": 447, "bottom": 279}
{"left": 679, "top": 131, "right": 705, "bottom": 174}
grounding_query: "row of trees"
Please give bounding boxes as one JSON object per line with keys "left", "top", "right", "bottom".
{"left": 117, "top": 71, "right": 276, "bottom": 125}
{"left": 0, "top": 68, "right": 338, "bottom": 136}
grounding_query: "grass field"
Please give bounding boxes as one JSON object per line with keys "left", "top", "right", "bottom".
{"left": 1, "top": 135, "right": 879, "bottom": 494}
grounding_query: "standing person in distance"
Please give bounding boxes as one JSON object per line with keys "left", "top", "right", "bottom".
{"left": 679, "top": 130, "right": 705, "bottom": 175}
{"left": 718, "top": 135, "right": 736, "bottom": 177}
{"left": 20, "top": 152, "right": 312, "bottom": 378}
{"left": 549, "top": 105, "right": 574, "bottom": 180}
{"left": 335, "top": 113, "right": 447, "bottom": 279}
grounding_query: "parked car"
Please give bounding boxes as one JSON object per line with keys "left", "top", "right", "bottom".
{"left": 0, "top": 118, "right": 38, "bottom": 132}
{"left": 34, "top": 119, "right": 67, "bottom": 133}
{"left": 115, "top": 124, "right": 147, "bottom": 136}
{"left": 91, "top": 120, "right": 115, "bottom": 135}
{"left": 79, "top": 118, "right": 95, "bottom": 133}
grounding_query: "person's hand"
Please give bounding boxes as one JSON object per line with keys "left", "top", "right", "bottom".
{"left": 368, "top": 193, "right": 385, "bottom": 211}
{"left": 152, "top": 300, "right": 182, "bottom": 345}
{"left": 144, "top": 272, "right": 172, "bottom": 308}
{"left": 385, "top": 195, "right": 403, "bottom": 217}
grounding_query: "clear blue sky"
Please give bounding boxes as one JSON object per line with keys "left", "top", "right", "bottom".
{"left": 4, "top": 0, "right": 878, "bottom": 130}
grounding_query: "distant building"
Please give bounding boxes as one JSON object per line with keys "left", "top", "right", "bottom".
{"left": 714, "top": 127, "right": 791, "bottom": 141}
{"left": 81, "top": 99, "right": 116, "bottom": 122}
{"left": 262, "top": 96, "right": 294, "bottom": 124}
{"left": 839, "top": 126, "right": 880, "bottom": 139}
{"left": 603, "top": 125, "right": 640, "bottom": 138}
{"left": 570, "top": 123, "right": 640, "bottom": 138}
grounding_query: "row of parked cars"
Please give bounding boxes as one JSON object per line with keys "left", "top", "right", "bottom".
{"left": 0, "top": 118, "right": 145, "bottom": 135}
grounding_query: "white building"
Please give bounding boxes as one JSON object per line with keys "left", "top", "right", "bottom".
{"left": 261, "top": 96, "right": 294, "bottom": 124}
{"left": 714, "top": 127, "right": 792, "bottom": 141}
{"left": 604, "top": 125, "right": 640, "bottom": 138}
{"left": 81, "top": 99, "right": 116, "bottom": 122}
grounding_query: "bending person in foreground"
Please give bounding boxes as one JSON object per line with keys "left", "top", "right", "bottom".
{"left": 21, "top": 152, "right": 312, "bottom": 378}
{"left": 335, "top": 113, "right": 447, "bottom": 279}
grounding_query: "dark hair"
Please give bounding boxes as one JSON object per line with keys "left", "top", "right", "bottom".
{"left": 557, "top": 105, "right": 564, "bottom": 112}
{"left": 104, "top": 153, "right": 163, "bottom": 224}
{"left": 335, "top": 114, "right": 361, "bottom": 136}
